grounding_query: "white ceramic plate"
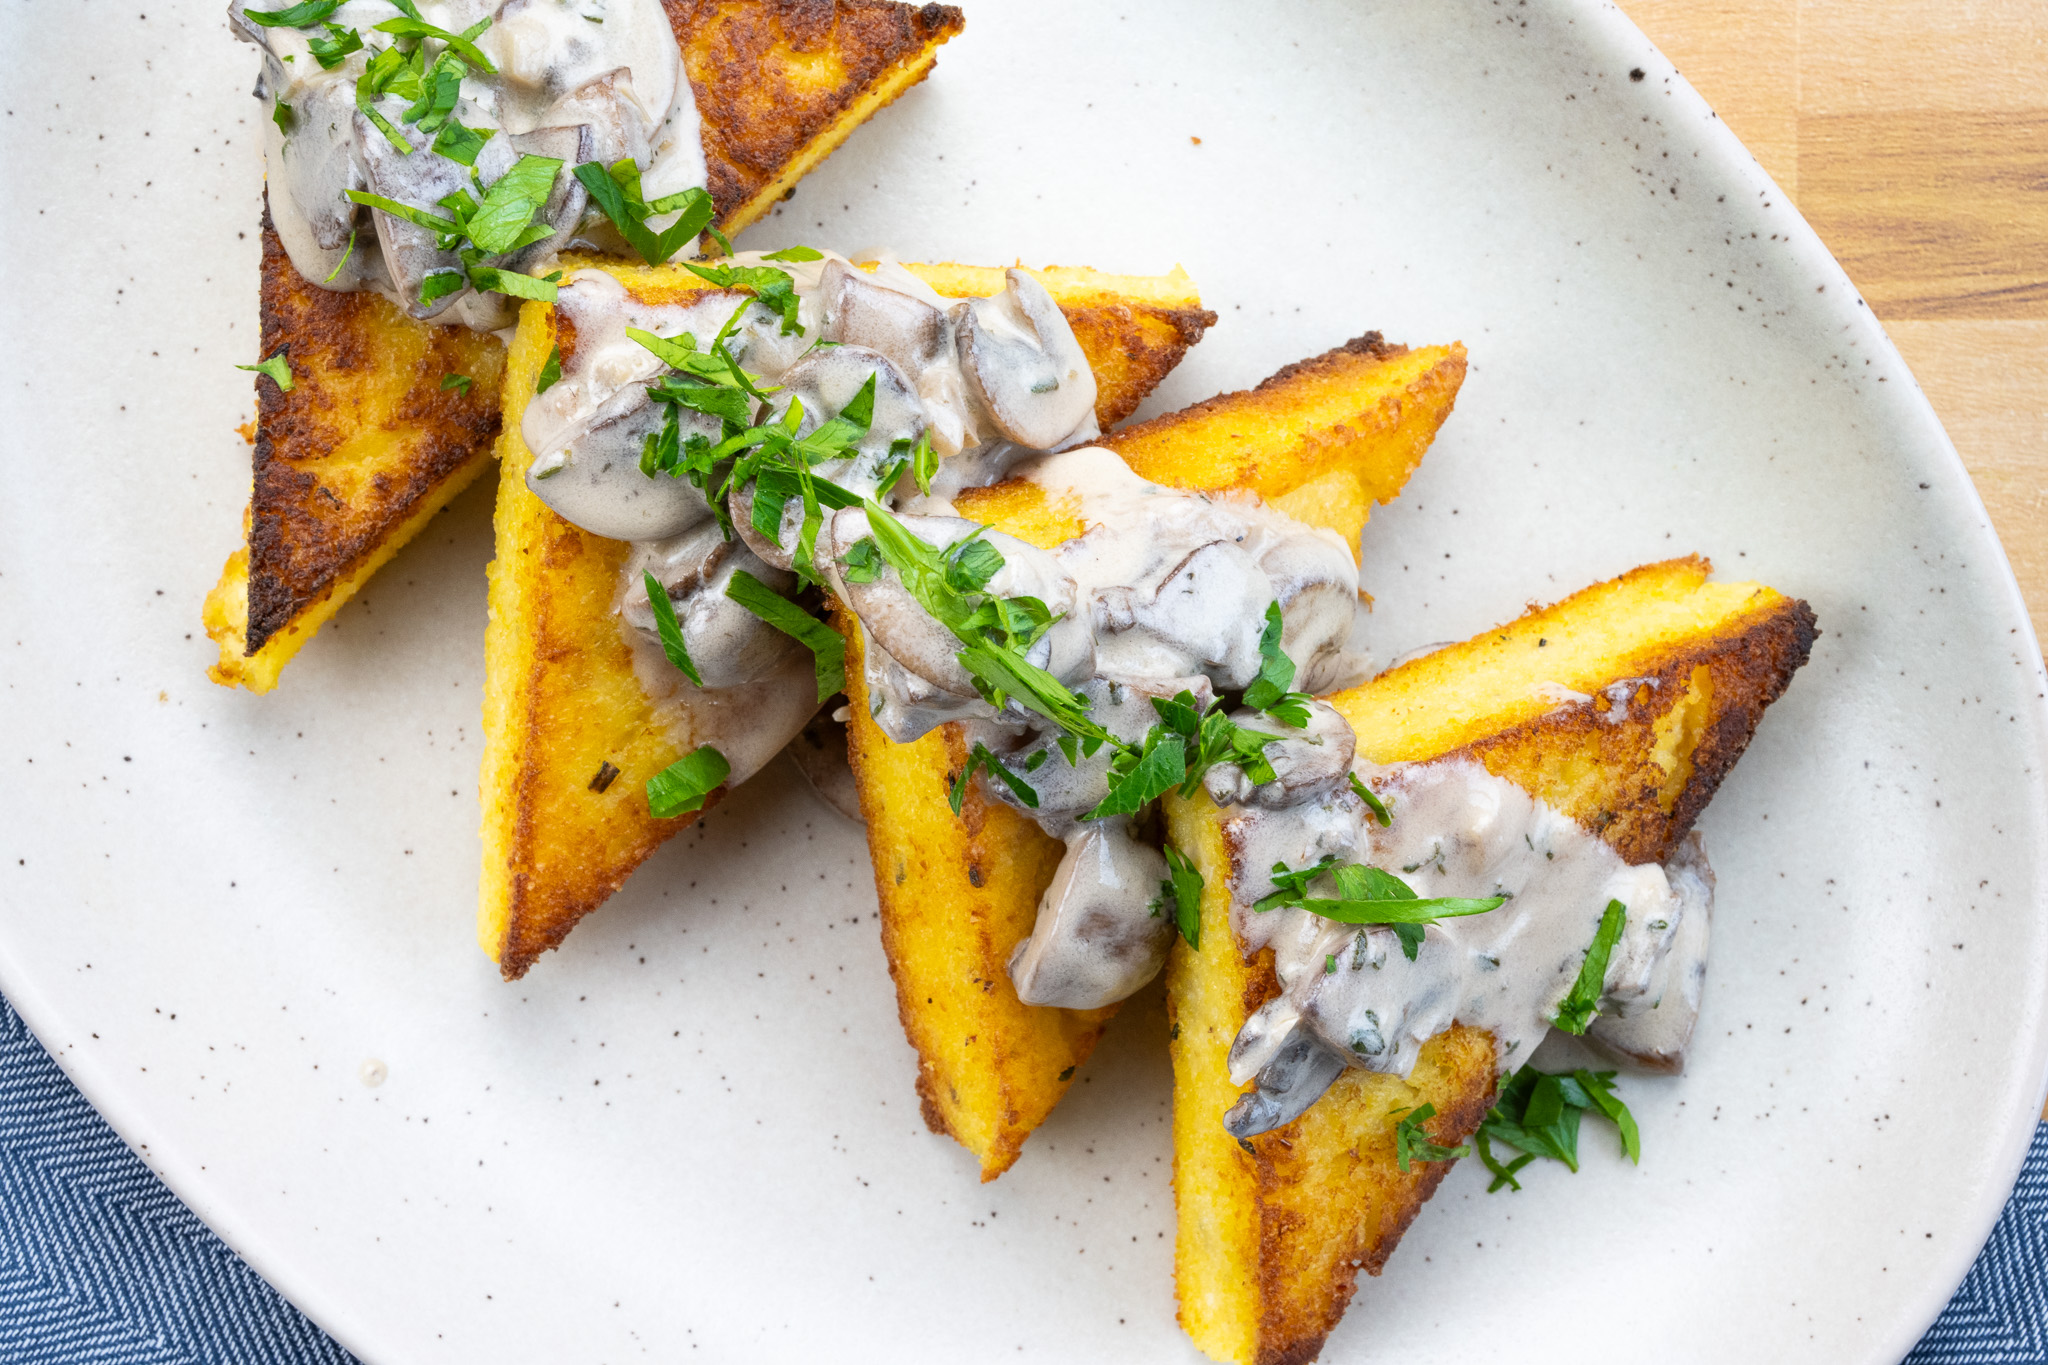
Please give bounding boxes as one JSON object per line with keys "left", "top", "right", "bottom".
{"left": 4, "top": 2, "right": 2045, "bottom": 1361}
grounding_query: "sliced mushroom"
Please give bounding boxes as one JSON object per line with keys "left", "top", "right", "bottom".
{"left": 828, "top": 509, "right": 1090, "bottom": 699}
{"left": 525, "top": 382, "right": 720, "bottom": 543}
{"left": 1007, "top": 819, "right": 1173, "bottom": 1009}
{"left": 1222, "top": 1032, "right": 1350, "bottom": 1139}
{"left": 817, "top": 259, "right": 951, "bottom": 376}
{"left": 1092, "top": 539, "right": 1277, "bottom": 689}
{"left": 623, "top": 527, "right": 804, "bottom": 689}
{"left": 1258, "top": 531, "right": 1365, "bottom": 692}
{"left": 1202, "top": 700, "right": 1358, "bottom": 810}
{"left": 952, "top": 269, "right": 1098, "bottom": 450}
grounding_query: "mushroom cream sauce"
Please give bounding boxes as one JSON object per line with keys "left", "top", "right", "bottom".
{"left": 235, "top": 0, "right": 705, "bottom": 330}
{"left": 525, "top": 249, "right": 1714, "bottom": 1136}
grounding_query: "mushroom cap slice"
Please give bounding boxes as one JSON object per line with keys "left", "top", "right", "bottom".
{"left": 953, "top": 268, "right": 1098, "bottom": 451}
{"left": 1007, "top": 820, "right": 1173, "bottom": 1009}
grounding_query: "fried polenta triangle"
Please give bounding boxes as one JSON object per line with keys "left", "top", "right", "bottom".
{"left": 840, "top": 336, "right": 1468, "bottom": 1179}
{"left": 204, "top": 0, "right": 965, "bottom": 692}
{"left": 481, "top": 259, "right": 1216, "bottom": 980}
{"left": 1164, "top": 556, "right": 1816, "bottom": 1365}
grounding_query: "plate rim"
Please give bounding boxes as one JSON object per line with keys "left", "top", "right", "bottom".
{"left": 3, "top": 1, "right": 2047, "bottom": 1359}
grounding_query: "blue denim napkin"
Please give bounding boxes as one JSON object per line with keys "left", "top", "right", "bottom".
{"left": 2, "top": 991, "right": 2040, "bottom": 1362}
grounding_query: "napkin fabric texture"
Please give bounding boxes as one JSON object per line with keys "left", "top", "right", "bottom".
{"left": 1, "top": 991, "right": 2041, "bottom": 1362}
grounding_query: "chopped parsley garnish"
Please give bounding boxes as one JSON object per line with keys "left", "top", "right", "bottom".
{"left": 840, "top": 536, "right": 883, "bottom": 584}
{"left": 572, "top": 158, "right": 716, "bottom": 266}
{"left": 272, "top": 99, "right": 294, "bottom": 135}
{"left": 642, "top": 570, "right": 702, "bottom": 687}
{"left": 534, "top": 344, "right": 563, "bottom": 394}
{"left": 1252, "top": 856, "right": 1505, "bottom": 959}
{"left": 761, "top": 246, "right": 824, "bottom": 262}
{"left": 372, "top": 6, "right": 498, "bottom": 74}
{"left": 645, "top": 745, "right": 729, "bottom": 819}
{"left": 1392, "top": 1102, "right": 1473, "bottom": 1172}
{"left": 237, "top": 349, "right": 295, "bottom": 392}
{"left": 909, "top": 429, "right": 940, "bottom": 495}
{"left": 322, "top": 229, "right": 358, "bottom": 284}
{"left": 346, "top": 153, "right": 564, "bottom": 306}
{"left": 1348, "top": 772, "right": 1392, "bottom": 826}
{"left": 440, "top": 372, "right": 472, "bottom": 397}
{"left": 1240, "top": 602, "right": 1313, "bottom": 725}
{"left": 1548, "top": 898, "right": 1626, "bottom": 1035}
{"left": 682, "top": 261, "right": 804, "bottom": 335}
{"left": 306, "top": 21, "right": 363, "bottom": 68}
{"left": 1474, "top": 1064, "right": 1639, "bottom": 1192}
{"left": 949, "top": 742, "right": 1039, "bottom": 815}
{"left": 1159, "top": 843, "right": 1204, "bottom": 949}
{"left": 723, "top": 569, "right": 845, "bottom": 702}
{"left": 242, "top": 0, "right": 342, "bottom": 27}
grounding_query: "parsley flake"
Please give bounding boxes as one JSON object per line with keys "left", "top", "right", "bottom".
{"left": 237, "top": 349, "right": 295, "bottom": 392}
{"left": 645, "top": 745, "right": 729, "bottom": 819}
{"left": 1393, "top": 1102, "right": 1473, "bottom": 1172}
{"left": 1549, "top": 898, "right": 1626, "bottom": 1035}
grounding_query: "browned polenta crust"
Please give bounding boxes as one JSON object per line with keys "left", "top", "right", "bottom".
{"left": 669, "top": 0, "right": 965, "bottom": 232}
{"left": 1169, "top": 563, "right": 1817, "bottom": 1365}
{"left": 839, "top": 615, "right": 1110, "bottom": 1177}
{"left": 245, "top": 214, "right": 507, "bottom": 654}
{"left": 1064, "top": 301, "right": 1218, "bottom": 426}
{"left": 1101, "top": 332, "right": 1466, "bottom": 557}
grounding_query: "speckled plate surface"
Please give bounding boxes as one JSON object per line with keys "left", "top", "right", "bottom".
{"left": 3, "top": 2, "right": 2045, "bottom": 1361}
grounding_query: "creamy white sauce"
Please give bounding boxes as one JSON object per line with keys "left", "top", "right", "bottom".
{"left": 233, "top": 0, "right": 703, "bottom": 328}
{"left": 514, "top": 251, "right": 1110, "bottom": 803}
{"left": 1217, "top": 758, "right": 1713, "bottom": 1136}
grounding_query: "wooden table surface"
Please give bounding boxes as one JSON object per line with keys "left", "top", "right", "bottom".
{"left": 1618, "top": 4, "right": 2048, "bottom": 1122}
{"left": 1620, "top": 1, "right": 2047, "bottom": 649}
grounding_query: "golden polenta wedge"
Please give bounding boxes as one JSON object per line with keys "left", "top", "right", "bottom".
{"left": 481, "top": 259, "right": 1214, "bottom": 981}
{"left": 1101, "top": 332, "right": 1467, "bottom": 558}
{"left": 1166, "top": 557, "right": 1816, "bottom": 1365}
{"left": 205, "top": 0, "right": 965, "bottom": 692}
{"left": 842, "top": 334, "right": 1466, "bottom": 1179}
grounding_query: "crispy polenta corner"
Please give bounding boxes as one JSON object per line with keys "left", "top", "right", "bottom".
{"left": 1102, "top": 332, "right": 1467, "bottom": 558}
{"left": 843, "top": 332, "right": 1467, "bottom": 1178}
{"left": 482, "top": 258, "right": 1214, "bottom": 981}
{"left": 207, "top": 0, "right": 965, "bottom": 692}
{"left": 1167, "top": 557, "right": 1816, "bottom": 1365}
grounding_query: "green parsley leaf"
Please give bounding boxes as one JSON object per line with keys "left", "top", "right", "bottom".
{"left": 242, "top": 0, "right": 342, "bottom": 27}
{"left": 1241, "top": 602, "right": 1311, "bottom": 725}
{"left": 641, "top": 570, "right": 702, "bottom": 687}
{"left": 1474, "top": 1064, "right": 1639, "bottom": 1192}
{"left": 236, "top": 349, "right": 295, "bottom": 391}
{"left": 761, "top": 246, "right": 825, "bottom": 262}
{"left": 683, "top": 261, "right": 803, "bottom": 335}
{"left": 535, "top": 344, "right": 563, "bottom": 395}
{"left": 1348, "top": 772, "right": 1393, "bottom": 826}
{"left": 353, "top": 43, "right": 419, "bottom": 153}
{"left": 344, "top": 189, "right": 461, "bottom": 239}
{"left": 272, "top": 99, "right": 294, "bottom": 135}
{"left": 1161, "top": 843, "right": 1204, "bottom": 949}
{"left": 1250, "top": 857, "right": 1505, "bottom": 926}
{"left": 723, "top": 569, "right": 845, "bottom": 703}
{"left": 1549, "top": 898, "right": 1626, "bottom": 1035}
{"left": 306, "top": 21, "right": 362, "bottom": 68}
{"left": 646, "top": 745, "right": 729, "bottom": 818}
{"left": 573, "top": 159, "right": 715, "bottom": 266}
{"left": 370, "top": 13, "right": 498, "bottom": 73}
{"left": 949, "top": 742, "right": 1039, "bottom": 815}
{"left": 911, "top": 429, "right": 940, "bottom": 495}
{"left": 463, "top": 155, "right": 563, "bottom": 254}
{"left": 466, "top": 265, "right": 560, "bottom": 303}
{"left": 417, "top": 268, "right": 467, "bottom": 308}
{"left": 431, "top": 117, "right": 492, "bottom": 166}
{"left": 840, "top": 536, "right": 883, "bottom": 584}
{"left": 1393, "top": 1102, "right": 1473, "bottom": 1173}
{"left": 440, "top": 372, "right": 473, "bottom": 397}
{"left": 1086, "top": 732, "right": 1186, "bottom": 820}
{"left": 322, "top": 229, "right": 358, "bottom": 284}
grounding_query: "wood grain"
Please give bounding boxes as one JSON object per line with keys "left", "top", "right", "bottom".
{"left": 1622, "top": 0, "right": 2048, "bottom": 631}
